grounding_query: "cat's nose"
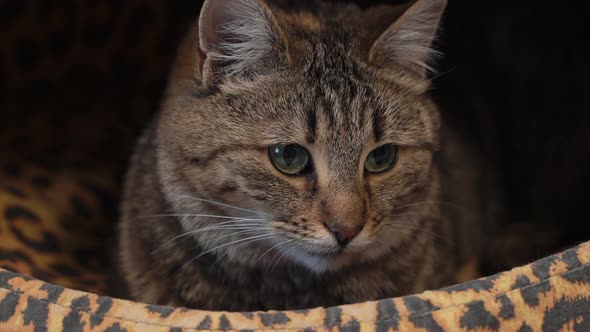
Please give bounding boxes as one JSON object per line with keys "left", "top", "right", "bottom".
{"left": 324, "top": 223, "right": 363, "bottom": 246}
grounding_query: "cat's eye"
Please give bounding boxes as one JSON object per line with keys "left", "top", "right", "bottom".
{"left": 365, "top": 144, "right": 398, "bottom": 174}
{"left": 269, "top": 144, "right": 310, "bottom": 175}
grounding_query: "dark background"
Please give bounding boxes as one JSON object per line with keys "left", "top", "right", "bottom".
{"left": 1, "top": 0, "right": 589, "bottom": 269}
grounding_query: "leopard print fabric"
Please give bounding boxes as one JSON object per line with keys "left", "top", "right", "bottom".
{"left": 1, "top": 242, "right": 589, "bottom": 331}
{"left": 0, "top": 161, "right": 116, "bottom": 294}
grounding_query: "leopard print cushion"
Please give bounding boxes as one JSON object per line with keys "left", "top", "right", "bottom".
{"left": 0, "top": 161, "right": 116, "bottom": 294}
{"left": 1, "top": 240, "right": 589, "bottom": 331}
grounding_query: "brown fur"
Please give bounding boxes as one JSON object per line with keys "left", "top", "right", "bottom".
{"left": 118, "top": 0, "right": 485, "bottom": 311}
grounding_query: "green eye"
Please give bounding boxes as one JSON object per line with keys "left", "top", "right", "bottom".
{"left": 269, "top": 144, "right": 310, "bottom": 175}
{"left": 365, "top": 144, "right": 398, "bottom": 173}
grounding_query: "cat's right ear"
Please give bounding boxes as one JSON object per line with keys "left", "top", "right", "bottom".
{"left": 369, "top": 0, "right": 447, "bottom": 88}
{"left": 197, "top": 0, "right": 289, "bottom": 85}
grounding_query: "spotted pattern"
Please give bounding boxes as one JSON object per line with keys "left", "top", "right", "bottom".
{"left": 0, "top": 162, "right": 117, "bottom": 294}
{"left": 0, "top": 240, "right": 588, "bottom": 331}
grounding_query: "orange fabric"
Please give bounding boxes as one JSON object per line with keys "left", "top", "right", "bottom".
{"left": 1, "top": 242, "right": 589, "bottom": 331}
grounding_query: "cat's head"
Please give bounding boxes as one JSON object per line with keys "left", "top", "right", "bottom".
{"left": 157, "top": 0, "right": 447, "bottom": 272}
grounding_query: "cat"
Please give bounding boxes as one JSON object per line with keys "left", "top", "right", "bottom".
{"left": 117, "top": 0, "right": 488, "bottom": 311}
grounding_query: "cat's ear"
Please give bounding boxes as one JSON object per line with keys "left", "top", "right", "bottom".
{"left": 369, "top": 0, "right": 447, "bottom": 85}
{"left": 198, "top": 0, "right": 289, "bottom": 84}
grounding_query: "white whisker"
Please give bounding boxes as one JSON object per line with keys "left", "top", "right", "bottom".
{"left": 269, "top": 241, "right": 302, "bottom": 273}
{"left": 151, "top": 222, "right": 270, "bottom": 254}
{"left": 202, "top": 228, "right": 270, "bottom": 248}
{"left": 138, "top": 214, "right": 263, "bottom": 221}
{"left": 179, "top": 234, "right": 274, "bottom": 272}
{"left": 253, "top": 238, "right": 295, "bottom": 266}
{"left": 195, "top": 234, "right": 273, "bottom": 259}
{"left": 169, "top": 194, "right": 268, "bottom": 216}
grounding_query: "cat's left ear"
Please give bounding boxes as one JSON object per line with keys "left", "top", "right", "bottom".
{"left": 198, "top": 0, "right": 289, "bottom": 85}
{"left": 369, "top": 0, "right": 447, "bottom": 85}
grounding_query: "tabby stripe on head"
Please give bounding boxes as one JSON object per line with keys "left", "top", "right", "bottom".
{"left": 321, "top": 94, "right": 336, "bottom": 129}
{"left": 372, "top": 106, "right": 385, "bottom": 141}
{"left": 306, "top": 108, "right": 317, "bottom": 143}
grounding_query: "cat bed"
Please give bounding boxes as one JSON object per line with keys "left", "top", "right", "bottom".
{"left": 1, "top": 163, "right": 589, "bottom": 331}
{"left": 2, "top": 0, "right": 589, "bottom": 330}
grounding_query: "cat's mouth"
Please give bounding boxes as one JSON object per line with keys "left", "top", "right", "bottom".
{"left": 313, "top": 247, "right": 344, "bottom": 257}
{"left": 304, "top": 242, "right": 368, "bottom": 258}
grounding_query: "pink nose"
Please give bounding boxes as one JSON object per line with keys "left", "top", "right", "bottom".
{"left": 324, "top": 223, "right": 363, "bottom": 246}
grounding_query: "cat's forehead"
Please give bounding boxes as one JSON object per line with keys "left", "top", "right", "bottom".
{"left": 219, "top": 60, "right": 432, "bottom": 148}
{"left": 295, "top": 57, "right": 424, "bottom": 141}
{"left": 216, "top": 35, "right": 435, "bottom": 150}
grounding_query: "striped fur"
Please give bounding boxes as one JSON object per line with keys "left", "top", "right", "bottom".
{"left": 118, "top": 0, "right": 485, "bottom": 311}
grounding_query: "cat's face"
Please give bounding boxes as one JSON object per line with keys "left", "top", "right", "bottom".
{"left": 157, "top": 0, "right": 446, "bottom": 272}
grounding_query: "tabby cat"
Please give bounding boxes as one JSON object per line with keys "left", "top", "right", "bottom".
{"left": 118, "top": 0, "right": 486, "bottom": 311}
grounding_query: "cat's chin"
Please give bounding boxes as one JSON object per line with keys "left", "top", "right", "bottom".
{"left": 285, "top": 244, "right": 389, "bottom": 274}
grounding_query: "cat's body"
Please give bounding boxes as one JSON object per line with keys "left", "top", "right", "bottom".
{"left": 118, "top": 0, "right": 487, "bottom": 311}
